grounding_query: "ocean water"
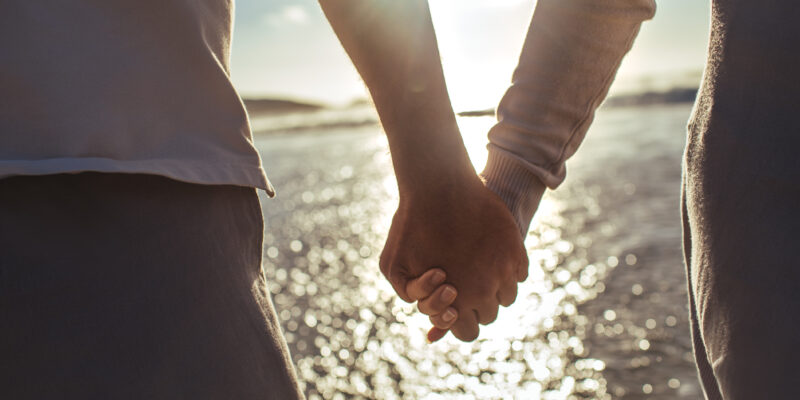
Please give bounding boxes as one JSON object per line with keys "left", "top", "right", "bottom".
{"left": 253, "top": 103, "right": 701, "bottom": 399}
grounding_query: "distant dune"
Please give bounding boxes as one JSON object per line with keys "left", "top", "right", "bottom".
{"left": 244, "top": 86, "right": 700, "bottom": 134}
{"left": 457, "top": 109, "right": 495, "bottom": 117}
{"left": 602, "top": 87, "right": 698, "bottom": 108}
{"left": 243, "top": 98, "right": 324, "bottom": 115}
{"left": 456, "top": 87, "right": 699, "bottom": 117}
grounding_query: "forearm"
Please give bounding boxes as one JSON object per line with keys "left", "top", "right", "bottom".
{"left": 319, "top": 0, "right": 479, "bottom": 198}
{"left": 482, "top": 0, "right": 656, "bottom": 234}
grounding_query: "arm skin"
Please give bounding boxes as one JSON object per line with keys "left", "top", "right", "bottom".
{"left": 318, "top": 0, "right": 528, "bottom": 341}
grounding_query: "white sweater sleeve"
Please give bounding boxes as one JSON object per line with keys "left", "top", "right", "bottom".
{"left": 481, "top": 0, "right": 656, "bottom": 236}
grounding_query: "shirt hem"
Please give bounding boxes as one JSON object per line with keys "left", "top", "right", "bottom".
{"left": 0, "top": 158, "right": 276, "bottom": 197}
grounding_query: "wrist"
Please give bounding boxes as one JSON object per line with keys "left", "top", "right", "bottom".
{"left": 398, "top": 161, "right": 482, "bottom": 202}
{"left": 387, "top": 119, "right": 481, "bottom": 200}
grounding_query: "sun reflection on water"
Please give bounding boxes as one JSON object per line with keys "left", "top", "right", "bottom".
{"left": 255, "top": 104, "right": 700, "bottom": 399}
{"left": 259, "top": 123, "right": 617, "bottom": 399}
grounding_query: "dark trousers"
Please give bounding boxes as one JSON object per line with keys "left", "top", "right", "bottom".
{"left": 0, "top": 173, "right": 303, "bottom": 399}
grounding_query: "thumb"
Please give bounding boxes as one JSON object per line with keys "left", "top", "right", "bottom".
{"left": 406, "top": 268, "right": 446, "bottom": 301}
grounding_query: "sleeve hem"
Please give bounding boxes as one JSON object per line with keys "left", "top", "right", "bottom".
{"left": 480, "top": 148, "right": 547, "bottom": 237}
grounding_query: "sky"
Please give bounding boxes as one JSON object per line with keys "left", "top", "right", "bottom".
{"left": 230, "top": 0, "right": 711, "bottom": 111}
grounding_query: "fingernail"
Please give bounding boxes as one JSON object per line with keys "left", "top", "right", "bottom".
{"left": 429, "top": 269, "right": 445, "bottom": 285}
{"left": 442, "top": 308, "right": 456, "bottom": 322}
{"left": 441, "top": 286, "right": 456, "bottom": 302}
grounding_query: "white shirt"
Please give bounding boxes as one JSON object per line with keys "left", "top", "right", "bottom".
{"left": 0, "top": 1, "right": 274, "bottom": 195}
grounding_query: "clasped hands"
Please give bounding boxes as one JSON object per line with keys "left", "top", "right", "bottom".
{"left": 379, "top": 175, "right": 528, "bottom": 342}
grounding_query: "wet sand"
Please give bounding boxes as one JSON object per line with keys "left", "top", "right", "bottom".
{"left": 254, "top": 103, "right": 701, "bottom": 399}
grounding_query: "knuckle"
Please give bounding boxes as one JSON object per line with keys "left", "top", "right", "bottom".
{"left": 453, "top": 327, "right": 479, "bottom": 342}
{"left": 500, "top": 261, "right": 516, "bottom": 278}
{"left": 419, "top": 280, "right": 437, "bottom": 296}
{"left": 520, "top": 251, "right": 530, "bottom": 265}
{"left": 451, "top": 320, "right": 479, "bottom": 342}
{"left": 378, "top": 256, "right": 389, "bottom": 275}
{"left": 417, "top": 301, "right": 433, "bottom": 315}
{"left": 480, "top": 309, "right": 499, "bottom": 325}
{"left": 432, "top": 296, "right": 453, "bottom": 314}
{"left": 378, "top": 255, "right": 397, "bottom": 278}
{"left": 419, "top": 292, "right": 449, "bottom": 315}
{"left": 420, "top": 300, "right": 441, "bottom": 315}
{"left": 519, "top": 253, "right": 530, "bottom": 268}
{"left": 502, "top": 291, "right": 517, "bottom": 307}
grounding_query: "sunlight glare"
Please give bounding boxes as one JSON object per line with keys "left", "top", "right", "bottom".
{"left": 455, "top": 115, "right": 495, "bottom": 172}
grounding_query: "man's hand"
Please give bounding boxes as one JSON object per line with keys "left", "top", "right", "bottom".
{"left": 380, "top": 177, "right": 529, "bottom": 342}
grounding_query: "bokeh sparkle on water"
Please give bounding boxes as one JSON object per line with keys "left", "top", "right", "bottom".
{"left": 254, "top": 104, "right": 701, "bottom": 399}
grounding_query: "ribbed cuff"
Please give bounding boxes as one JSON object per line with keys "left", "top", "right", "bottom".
{"left": 480, "top": 148, "right": 547, "bottom": 237}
